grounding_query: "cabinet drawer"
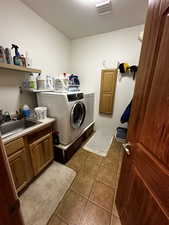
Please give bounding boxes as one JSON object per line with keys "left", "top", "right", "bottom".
{"left": 30, "top": 133, "right": 52, "bottom": 148}
{"left": 5, "top": 138, "right": 24, "bottom": 156}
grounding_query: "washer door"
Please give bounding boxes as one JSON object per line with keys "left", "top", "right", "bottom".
{"left": 70, "top": 102, "right": 86, "bottom": 129}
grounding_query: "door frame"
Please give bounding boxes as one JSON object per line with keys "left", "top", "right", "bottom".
{"left": 0, "top": 137, "right": 25, "bottom": 225}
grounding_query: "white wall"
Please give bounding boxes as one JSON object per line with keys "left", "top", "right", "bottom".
{"left": 0, "top": 0, "right": 143, "bottom": 132}
{"left": 71, "top": 25, "right": 144, "bottom": 131}
{"left": 0, "top": 0, "right": 71, "bottom": 113}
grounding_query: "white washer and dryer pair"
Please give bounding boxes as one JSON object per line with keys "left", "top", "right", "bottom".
{"left": 37, "top": 91, "right": 87, "bottom": 145}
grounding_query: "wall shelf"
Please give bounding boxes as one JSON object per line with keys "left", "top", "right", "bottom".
{"left": 0, "top": 62, "right": 41, "bottom": 74}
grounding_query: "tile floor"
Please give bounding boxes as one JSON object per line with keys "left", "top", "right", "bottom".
{"left": 48, "top": 138, "right": 123, "bottom": 225}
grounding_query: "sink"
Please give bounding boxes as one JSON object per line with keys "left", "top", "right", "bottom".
{"left": 0, "top": 119, "right": 42, "bottom": 138}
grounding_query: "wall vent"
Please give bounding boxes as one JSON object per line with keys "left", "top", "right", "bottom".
{"left": 96, "top": 0, "right": 112, "bottom": 15}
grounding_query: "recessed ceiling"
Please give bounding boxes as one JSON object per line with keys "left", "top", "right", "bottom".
{"left": 20, "top": 0, "right": 148, "bottom": 39}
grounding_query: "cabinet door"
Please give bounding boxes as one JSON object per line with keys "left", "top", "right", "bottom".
{"left": 43, "top": 134, "right": 53, "bottom": 163}
{"left": 30, "top": 142, "right": 45, "bottom": 175}
{"left": 8, "top": 148, "right": 27, "bottom": 192}
{"left": 99, "top": 69, "right": 117, "bottom": 114}
{"left": 30, "top": 133, "right": 53, "bottom": 176}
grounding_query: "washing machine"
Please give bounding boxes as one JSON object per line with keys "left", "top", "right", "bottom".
{"left": 83, "top": 92, "right": 95, "bottom": 129}
{"left": 37, "top": 91, "right": 86, "bottom": 145}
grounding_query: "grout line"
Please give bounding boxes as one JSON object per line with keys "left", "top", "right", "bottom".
{"left": 88, "top": 198, "right": 113, "bottom": 214}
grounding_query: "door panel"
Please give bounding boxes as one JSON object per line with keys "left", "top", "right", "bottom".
{"left": 9, "top": 149, "right": 27, "bottom": 191}
{"left": 139, "top": 8, "right": 169, "bottom": 165}
{"left": 99, "top": 69, "right": 117, "bottom": 114}
{"left": 102, "top": 72, "right": 115, "bottom": 92}
{"left": 101, "top": 93, "right": 113, "bottom": 114}
{"left": 135, "top": 144, "right": 169, "bottom": 215}
{"left": 128, "top": 0, "right": 165, "bottom": 142}
{"left": 30, "top": 133, "right": 53, "bottom": 176}
{"left": 43, "top": 134, "right": 53, "bottom": 163}
{"left": 30, "top": 143, "right": 45, "bottom": 175}
{"left": 125, "top": 168, "right": 168, "bottom": 225}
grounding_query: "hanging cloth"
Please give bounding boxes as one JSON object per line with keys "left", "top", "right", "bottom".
{"left": 120, "top": 100, "right": 132, "bottom": 123}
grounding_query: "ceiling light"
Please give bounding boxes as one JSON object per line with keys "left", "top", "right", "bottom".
{"left": 96, "top": 0, "right": 112, "bottom": 15}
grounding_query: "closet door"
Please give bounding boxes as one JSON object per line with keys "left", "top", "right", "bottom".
{"left": 99, "top": 69, "right": 117, "bottom": 114}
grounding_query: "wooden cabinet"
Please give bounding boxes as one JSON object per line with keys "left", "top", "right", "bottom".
{"left": 99, "top": 69, "right": 117, "bottom": 114}
{"left": 4, "top": 125, "right": 54, "bottom": 192}
{"left": 29, "top": 133, "right": 53, "bottom": 176}
{"left": 8, "top": 148, "right": 27, "bottom": 192}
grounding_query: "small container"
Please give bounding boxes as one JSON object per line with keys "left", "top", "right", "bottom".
{"left": 34, "top": 107, "right": 47, "bottom": 120}
{"left": 37, "top": 74, "right": 46, "bottom": 90}
{"left": 4, "top": 48, "right": 13, "bottom": 64}
{"left": 0, "top": 46, "right": 7, "bottom": 63}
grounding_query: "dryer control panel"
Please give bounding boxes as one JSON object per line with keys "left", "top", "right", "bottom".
{"left": 67, "top": 93, "right": 84, "bottom": 102}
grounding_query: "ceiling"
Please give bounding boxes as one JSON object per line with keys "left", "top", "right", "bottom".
{"left": 20, "top": 0, "right": 148, "bottom": 39}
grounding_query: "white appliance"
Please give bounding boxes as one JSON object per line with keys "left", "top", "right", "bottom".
{"left": 54, "top": 78, "right": 80, "bottom": 93}
{"left": 37, "top": 92, "right": 86, "bottom": 145}
{"left": 83, "top": 92, "right": 95, "bottom": 129}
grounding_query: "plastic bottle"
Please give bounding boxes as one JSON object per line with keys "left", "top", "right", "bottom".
{"left": 4, "top": 48, "right": 13, "bottom": 64}
{"left": 28, "top": 73, "right": 37, "bottom": 90}
{"left": 46, "top": 75, "right": 54, "bottom": 90}
{"left": 0, "top": 46, "right": 7, "bottom": 63}
{"left": 25, "top": 51, "right": 32, "bottom": 68}
{"left": 11, "top": 44, "right": 22, "bottom": 66}
{"left": 37, "top": 73, "right": 46, "bottom": 90}
{"left": 22, "top": 105, "right": 30, "bottom": 118}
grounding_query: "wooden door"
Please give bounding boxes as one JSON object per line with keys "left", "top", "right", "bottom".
{"left": 99, "top": 69, "right": 117, "bottom": 114}
{"left": 43, "top": 134, "right": 53, "bottom": 163}
{"left": 30, "top": 133, "right": 53, "bottom": 176}
{"left": 116, "top": 0, "right": 169, "bottom": 224}
{"left": 0, "top": 137, "right": 25, "bottom": 225}
{"left": 30, "top": 142, "right": 45, "bottom": 175}
{"left": 9, "top": 148, "right": 27, "bottom": 192}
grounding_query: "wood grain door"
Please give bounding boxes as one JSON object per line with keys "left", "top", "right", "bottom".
{"left": 43, "top": 133, "right": 53, "bottom": 163}
{"left": 9, "top": 148, "right": 27, "bottom": 192}
{"left": 116, "top": 0, "right": 169, "bottom": 224}
{"left": 99, "top": 69, "right": 117, "bottom": 114}
{"left": 30, "top": 133, "right": 53, "bottom": 176}
{"left": 0, "top": 137, "right": 25, "bottom": 225}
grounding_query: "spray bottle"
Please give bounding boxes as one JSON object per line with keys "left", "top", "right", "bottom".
{"left": 11, "top": 44, "right": 22, "bottom": 66}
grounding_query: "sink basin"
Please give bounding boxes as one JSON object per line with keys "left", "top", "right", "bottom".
{"left": 0, "top": 119, "right": 42, "bottom": 138}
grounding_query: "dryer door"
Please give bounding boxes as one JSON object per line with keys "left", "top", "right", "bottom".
{"left": 70, "top": 102, "right": 86, "bottom": 129}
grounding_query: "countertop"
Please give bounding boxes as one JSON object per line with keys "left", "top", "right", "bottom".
{"left": 2, "top": 117, "right": 56, "bottom": 144}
